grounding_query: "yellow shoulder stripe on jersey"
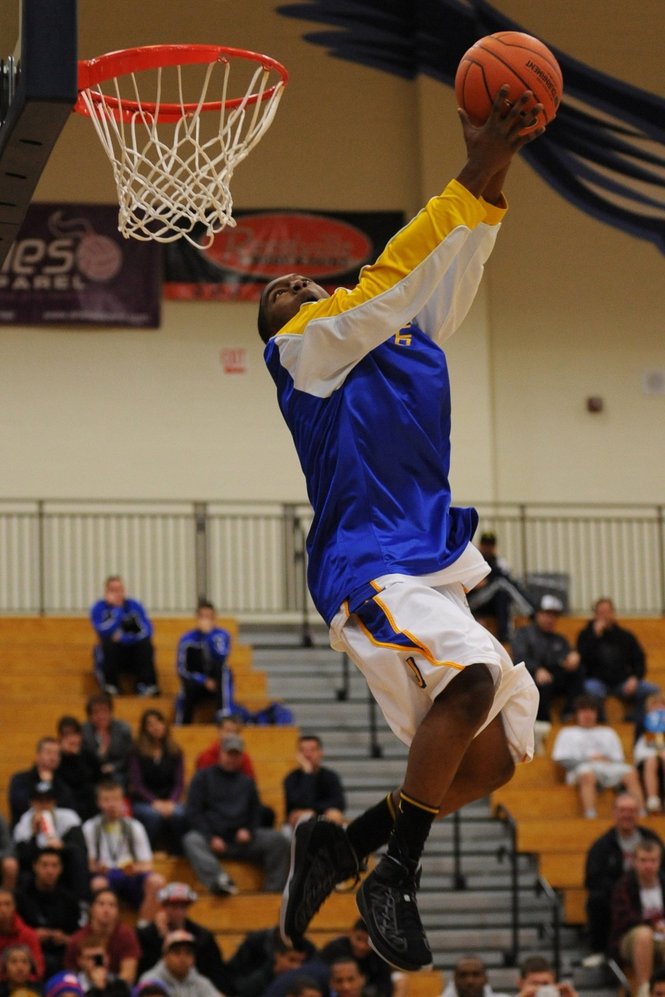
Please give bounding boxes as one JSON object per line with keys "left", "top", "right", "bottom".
{"left": 277, "top": 179, "right": 502, "bottom": 339}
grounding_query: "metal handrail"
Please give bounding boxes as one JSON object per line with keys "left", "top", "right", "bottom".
{"left": 492, "top": 803, "right": 564, "bottom": 972}
{"left": 2, "top": 496, "right": 665, "bottom": 615}
{"left": 494, "top": 803, "right": 520, "bottom": 966}
{"left": 606, "top": 958, "right": 630, "bottom": 993}
{"left": 535, "top": 873, "right": 562, "bottom": 978}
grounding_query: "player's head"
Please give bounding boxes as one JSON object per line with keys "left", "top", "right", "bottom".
{"left": 257, "top": 274, "right": 329, "bottom": 343}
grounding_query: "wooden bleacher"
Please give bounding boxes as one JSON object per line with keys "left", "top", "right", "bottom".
{"left": 0, "top": 616, "right": 442, "bottom": 996}
{"left": 492, "top": 615, "right": 665, "bottom": 934}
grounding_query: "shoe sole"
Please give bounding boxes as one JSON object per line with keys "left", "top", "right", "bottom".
{"left": 356, "top": 877, "right": 433, "bottom": 974}
{"left": 280, "top": 816, "right": 317, "bottom": 945}
{"left": 280, "top": 817, "right": 357, "bottom": 945}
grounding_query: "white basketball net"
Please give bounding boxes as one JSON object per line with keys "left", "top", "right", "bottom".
{"left": 78, "top": 58, "right": 286, "bottom": 246}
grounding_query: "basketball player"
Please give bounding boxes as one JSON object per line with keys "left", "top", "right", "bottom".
{"left": 257, "top": 88, "right": 544, "bottom": 973}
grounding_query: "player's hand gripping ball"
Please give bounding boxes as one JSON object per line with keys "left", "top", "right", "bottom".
{"left": 455, "top": 31, "right": 563, "bottom": 132}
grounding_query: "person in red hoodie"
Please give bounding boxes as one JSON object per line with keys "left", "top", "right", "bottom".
{"left": 0, "top": 890, "right": 44, "bottom": 981}
{"left": 195, "top": 714, "right": 255, "bottom": 776}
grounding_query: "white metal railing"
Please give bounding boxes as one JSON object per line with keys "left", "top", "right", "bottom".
{"left": 0, "top": 498, "right": 663, "bottom": 618}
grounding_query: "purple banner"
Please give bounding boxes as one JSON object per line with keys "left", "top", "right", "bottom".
{"left": 0, "top": 204, "right": 161, "bottom": 327}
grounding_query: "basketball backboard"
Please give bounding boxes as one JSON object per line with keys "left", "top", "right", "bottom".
{"left": 0, "top": 0, "right": 77, "bottom": 265}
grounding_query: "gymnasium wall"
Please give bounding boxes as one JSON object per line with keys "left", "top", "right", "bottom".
{"left": 0, "top": 0, "right": 663, "bottom": 505}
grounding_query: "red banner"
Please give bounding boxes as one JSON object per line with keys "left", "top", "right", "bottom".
{"left": 164, "top": 209, "right": 404, "bottom": 302}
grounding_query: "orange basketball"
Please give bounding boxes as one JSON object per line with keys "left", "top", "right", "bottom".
{"left": 454, "top": 31, "right": 563, "bottom": 131}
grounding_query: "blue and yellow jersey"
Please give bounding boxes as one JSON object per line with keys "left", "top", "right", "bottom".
{"left": 264, "top": 179, "right": 507, "bottom": 624}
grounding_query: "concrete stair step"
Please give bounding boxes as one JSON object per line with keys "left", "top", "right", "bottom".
{"left": 287, "top": 701, "right": 383, "bottom": 722}
{"left": 417, "top": 890, "right": 547, "bottom": 915}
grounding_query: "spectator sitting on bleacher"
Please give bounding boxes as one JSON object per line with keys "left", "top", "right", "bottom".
{"left": 467, "top": 532, "right": 535, "bottom": 643}
{"left": 578, "top": 598, "right": 659, "bottom": 724}
{"left": 83, "top": 780, "right": 165, "bottom": 924}
{"left": 9, "top": 737, "right": 77, "bottom": 828}
{"left": 635, "top": 694, "right": 665, "bottom": 815}
{"left": 283, "top": 976, "right": 323, "bottom": 997}
{"left": 183, "top": 735, "right": 289, "bottom": 896}
{"left": 15, "top": 847, "right": 81, "bottom": 979}
{"left": 175, "top": 601, "right": 234, "bottom": 726}
{"left": 13, "top": 783, "right": 89, "bottom": 900}
{"left": 136, "top": 883, "right": 233, "bottom": 994}
{"left": 138, "top": 930, "right": 221, "bottom": 997}
{"left": 609, "top": 838, "right": 665, "bottom": 997}
{"left": 81, "top": 695, "right": 133, "bottom": 792}
{"left": 196, "top": 713, "right": 253, "bottom": 774}
{"left": 551, "top": 694, "right": 645, "bottom": 818}
{"left": 196, "top": 713, "right": 276, "bottom": 830}
{"left": 584, "top": 793, "right": 664, "bottom": 968}
{"left": 75, "top": 936, "right": 131, "bottom": 997}
{"left": 57, "top": 718, "right": 102, "bottom": 823}
{"left": 0, "top": 890, "right": 44, "bottom": 982}
{"left": 328, "top": 957, "right": 370, "bottom": 997}
{"left": 128, "top": 710, "right": 187, "bottom": 854}
{"left": 320, "top": 919, "right": 395, "bottom": 997}
{"left": 227, "top": 928, "right": 314, "bottom": 997}
{"left": 510, "top": 595, "right": 584, "bottom": 722}
{"left": 90, "top": 576, "right": 159, "bottom": 697}
{"left": 65, "top": 888, "right": 140, "bottom": 986}
{"left": 441, "top": 955, "right": 509, "bottom": 997}
{"left": 283, "top": 734, "right": 346, "bottom": 832}
{"left": 0, "top": 944, "right": 41, "bottom": 997}
{"left": 0, "top": 818, "right": 17, "bottom": 893}
{"left": 515, "top": 956, "right": 578, "bottom": 997}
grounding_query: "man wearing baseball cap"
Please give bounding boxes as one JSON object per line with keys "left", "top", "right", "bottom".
{"left": 137, "top": 883, "right": 232, "bottom": 992}
{"left": 511, "top": 594, "right": 584, "bottom": 722}
{"left": 184, "top": 737, "right": 289, "bottom": 896}
{"left": 138, "top": 930, "right": 220, "bottom": 997}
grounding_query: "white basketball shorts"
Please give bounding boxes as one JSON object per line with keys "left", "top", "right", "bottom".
{"left": 329, "top": 573, "right": 539, "bottom": 764}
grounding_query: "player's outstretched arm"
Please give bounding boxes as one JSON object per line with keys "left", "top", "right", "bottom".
{"left": 456, "top": 86, "right": 545, "bottom": 202}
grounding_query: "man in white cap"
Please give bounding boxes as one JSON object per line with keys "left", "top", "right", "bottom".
{"left": 138, "top": 930, "right": 221, "bottom": 997}
{"left": 137, "top": 883, "right": 232, "bottom": 992}
{"left": 511, "top": 594, "right": 584, "bottom": 722}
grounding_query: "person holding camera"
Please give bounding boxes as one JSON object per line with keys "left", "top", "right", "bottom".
{"left": 515, "top": 957, "right": 578, "bottom": 997}
{"left": 90, "top": 576, "right": 159, "bottom": 697}
{"left": 76, "top": 938, "right": 131, "bottom": 997}
{"left": 65, "top": 889, "right": 140, "bottom": 986}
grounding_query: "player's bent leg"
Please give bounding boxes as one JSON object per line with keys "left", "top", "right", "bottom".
{"left": 352, "top": 718, "right": 515, "bottom": 971}
{"left": 400, "top": 662, "right": 495, "bottom": 805}
{"left": 438, "top": 714, "right": 515, "bottom": 817}
{"left": 357, "top": 664, "right": 496, "bottom": 973}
